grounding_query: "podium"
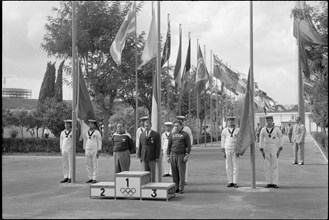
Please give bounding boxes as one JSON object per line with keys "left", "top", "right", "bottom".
{"left": 115, "top": 171, "right": 150, "bottom": 199}
{"left": 141, "top": 182, "right": 176, "bottom": 201}
{"left": 90, "top": 171, "right": 176, "bottom": 201}
{"left": 90, "top": 182, "right": 115, "bottom": 199}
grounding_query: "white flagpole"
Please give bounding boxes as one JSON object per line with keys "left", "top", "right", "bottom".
{"left": 156, "top": 1, "right": 162, "bottom": 182}
{"left": 250, "top": 1, "right": 256, "bottom": 189}
{"left": 71, "top": 1, "right": 77, "bottom": 183}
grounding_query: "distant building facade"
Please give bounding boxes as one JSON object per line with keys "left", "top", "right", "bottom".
{"left": 2, "top": 88, "right": 32, "bottom": 99}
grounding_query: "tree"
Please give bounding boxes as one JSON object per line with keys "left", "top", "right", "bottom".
{"left": 294, "top": 2, "right": 328, "bottom": 132}
{"left": 54, "top": 60, "right": 65, "bottom": 102}
{"left": 41, "top": 1, "right": 146, "bottom": 140}
{"left": 38, "top": 62, "right": 56, "bottom": 103}
{"left": 11, "top": 110, "right": 29, "bottom": 139}
{"left": 36, "top": 98, "right": 71, "bottom": 137}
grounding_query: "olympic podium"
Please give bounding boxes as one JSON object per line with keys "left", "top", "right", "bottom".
{"left": 90, "top": 171, "right": 176, "bottom": 201}
{"left": 115, "top": 171, "right": 150, "bottom": 199}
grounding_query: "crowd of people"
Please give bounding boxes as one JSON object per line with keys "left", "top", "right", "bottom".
{"left": 58, "top": 114, "right": 306, "bottom": 192}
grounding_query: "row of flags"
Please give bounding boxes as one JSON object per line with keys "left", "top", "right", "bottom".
{"left": 78, "top": 1, "right": 326, "bottom": 129}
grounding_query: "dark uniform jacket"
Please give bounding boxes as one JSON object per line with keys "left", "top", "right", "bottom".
{"left": 112, "top": 132, "right": 134, "bottom": 152}
{"left": 138, "top": 130, "right": 161, "bottom": 162}
{"left": 167, "top": 130, "right": 192, "bottom": 155}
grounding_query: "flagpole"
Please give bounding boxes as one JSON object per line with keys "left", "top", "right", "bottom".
{"left": 250, "top": 1, "right": 256, "bottom": 189}
{"left": 188, "top": 32, "right": 191, "bottom": 120}
{"left": 135, "top": 1, "right": 139, "bottom": 143}
{"left": 203, "top": 44, "right": 207, "bottom": 147}
{"left": 166, "top": 14, "right": 170, "bottom": 121}
{"left": 210, "top": 50, "right": 213, "bottom": 144}
{"left": 297, "top": 7, "right": 305, "bottom": 124}
{"left": 178, "top": 24, "right": 182, "bottom": 116}
{"left": 196, "top": 39, "right": 199, "bottom": 147}
{"left": 71, "top": 1, "right": 77, "bottom": 183}
{"left": 156, "top": 0, "right": 162, "bottom": 182}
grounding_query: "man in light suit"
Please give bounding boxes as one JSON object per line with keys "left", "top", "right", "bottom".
{"left": 138, "top": 120, "right": 161, "bottom": 182}
{"left": 292, "top": 116, "right": 306, "bottom": 165}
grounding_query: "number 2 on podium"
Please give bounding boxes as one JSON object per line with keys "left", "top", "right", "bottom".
{"left": 100, "top": 188, "right": 105, "bottom": 196}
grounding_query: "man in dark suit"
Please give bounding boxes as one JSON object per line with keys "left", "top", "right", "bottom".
{"left": 138, "top": 120, "right": 161, "bottom": 182}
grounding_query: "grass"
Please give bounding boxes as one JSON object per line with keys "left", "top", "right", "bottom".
{"left": 311, "top": 131, "right": 328, "bottom": 160}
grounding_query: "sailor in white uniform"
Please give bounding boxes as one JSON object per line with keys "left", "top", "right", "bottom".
{"left": 259, "top": 115, "right": 283, "bottom": 188}
{"left": 221, "top": 116, "right": 240, "bottom": 188}
{"left": 161, "top": 122, "right": 173, "bottom": 177}
{"left": 60, "top": 119, "right": 73, "bottom": 183}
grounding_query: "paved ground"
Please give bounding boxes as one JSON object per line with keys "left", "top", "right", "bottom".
{"left": 2, "top": 133, "right": 328, "bottom": 219}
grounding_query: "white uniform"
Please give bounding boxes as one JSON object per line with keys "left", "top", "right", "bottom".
{"left": 221, "top": 126, "right": 240, "bottom": 184}
{"left": 60, "top": 129, "right": 73, "bottom": 179}
{"left": 161, "top": 131, "right": 172, "bottom": 175}
{"left": 83, "top": 129, "right": 102, "bottom": 180}
{"left": 259, "top": 126, "right": 283, "bottom": 185}
{"left": 136, "top": 126, "right": 145, "bottom": 170}
{"left": 182, "top": 126, "right": 193, "bottom": 182}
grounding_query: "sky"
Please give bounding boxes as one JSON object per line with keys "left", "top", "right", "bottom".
{"left": 2, "top": 1, "right": 321, "bottom": 105}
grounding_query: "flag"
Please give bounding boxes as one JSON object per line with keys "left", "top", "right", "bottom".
{"left": 195, "top": 44, "right": 209, "bottom": 95}
{"left": 299, "top": 41, "right": 311, "bottom": 79}
{"left": 173, "top": 25, "right": 182, "bottom": 89}
{"left": 76, "top": 63, "right": 96, "bottom": 141}
{"left": 292, "top": 1, "right": 326, "bottom": 46}
{"left": 181, "top": 34, "right": 191, "bottom": 89}
{"left": 161, "top": 18, "right": 171, "bottom": 67}
{"left": 139, "top": 4, "right": 157, "bottom": 68}
{"left": 151, "top": 71, "right": 158, "bottom": 131}
{"left": 213, "top": 55, "right": 239, "bottom": 91}
{"left": 110, "top": 2, "right": 136, "bottom": 66}
{"left": 236, "top": 69, "right": 256, "bottom": 156}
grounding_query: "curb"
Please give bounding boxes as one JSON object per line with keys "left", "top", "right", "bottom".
{"left": 310, "top": 134, "right": 328, "bottom": 163}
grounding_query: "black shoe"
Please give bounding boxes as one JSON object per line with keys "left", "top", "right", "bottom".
{"left": 179, "top": 190, "right": 184, "bottom": 194}
{"left": 67, "top": 179, "right": 71, "bottom": 183}
{"left": 185, "top": 182, "right": 187, "bottom": 185}
{"left": 298, "top": 162, "right": 304, "bottom": 165}
{"left": 292, "top": 161, "right": 298, "bottom": 165}
{"left": 86, "top": 179, "right": 93, "bottom": 183}
{"left": 163, "top": 174, "right": 170, "bottom": 177}
{"left": 233, "top": 184, "right": 238, "bottom": 188}
{"left": 265, "top": 184, "right": 271, "bottom": 188}
{"left": 92, "top": 180, "right": 97, "bottom": 183}
{"left": 227, "top": 183, "right": 234, "bottom": 187}
{"left": 272, "top": 184, "right": 279, "bottom": 188}
{"left": 175, "top": 189, "right": 179, "bottom": 193}
{"left": 60, "top": 178, "right": 69, "bottom": 183}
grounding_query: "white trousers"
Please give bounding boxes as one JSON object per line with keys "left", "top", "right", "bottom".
{"left": 85, "top": 150, "right": 98, "bottom": 180}
{"left": 162, "top": 150, "right": 172, "bottom": 175}
{"left": 62, "top": 148, "right": 73, "bottom": 179}
{"left": 185, "top": 161, "right": 189, "bottom": 182}
{"left": 263, "top": 145, "right": 278, "bottom": 185}
{"left": 225, "top": 148, "right": 239, "bottom": 184}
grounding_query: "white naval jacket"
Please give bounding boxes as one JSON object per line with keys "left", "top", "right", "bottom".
{"left": 221, "top": 126, "right": 240, "bottom": 150}
{"left": 83, "top": 129, "right": 102, "bottom": 151}
{"left": 60, "top": 129, "right": 73, "bottom": 151}
{"left": 259, "top": 126, "right": 283, "bottom": 150}
{"left": 161, "top": 131, "right": 171, "bottom": 154}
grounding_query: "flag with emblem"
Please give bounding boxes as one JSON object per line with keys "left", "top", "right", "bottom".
{"left": 110, "top": 2, "right": 136, "bottom": 66}
{"left": 161, "top": 17, "right": 171, "bottom": 67}
{"left": 173, "top": 24, "right": 182, "bottom": 89}
{"left": 236, "top": 69, "right": 256, "bottom": 156}
{"left": 195, "top": 44, "right": 209, "bottom": 95}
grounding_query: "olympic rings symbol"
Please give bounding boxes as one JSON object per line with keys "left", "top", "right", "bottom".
{"left": 120, "top": 187, "right": 136, "bottom": 196}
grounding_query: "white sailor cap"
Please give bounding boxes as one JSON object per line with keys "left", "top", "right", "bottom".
{"left": 176, "top": 115, "right": 186, "bottom": 120}
{"left": 164, "top": 122, "right": 173, "bottom": 126}
{"left": 226, "top": 116, "right": 236, "bottom": 121}
{"left": 87, "top": 119, "right": 97, "bottom": 123}
{"left": 139, "top": 116, "right": 149, "bottom": 120}
{"left": 63, "top": 119, "right": 72, "bottom": 123}
{"left": 265, "top": 115, "right": 273, "bottom": 119}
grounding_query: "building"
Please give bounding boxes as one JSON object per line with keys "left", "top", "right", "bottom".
{"left": 2, "top": 88, "right": 32, "bottom": 99}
